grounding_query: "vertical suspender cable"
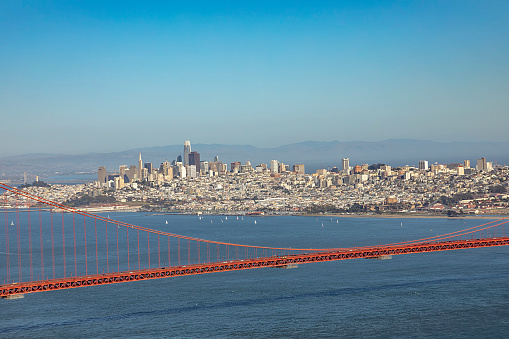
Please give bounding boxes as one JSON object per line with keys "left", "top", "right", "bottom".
{"left": 38, "top": 203, "right": 42, "bottom": 280}
{"left": 73, "top": 213, "right": 76, "bottom": 276}
{"left": 84, "top": 215, "right": 87, "bottom": 275}
{"left": 95, "top": 218, "right": 98, "bottom": 274}
{"left": 106, "top": 221, "right": 109, "bottom": 273}
{"left": 28, "top": 205, "right": 32, "bottom": 281}
{"left": 4, "top": 193, "right": 10, "bottom": 282}
{"left": 51, "top": 208, "right": 55, "bottom": 279}
{"left": 126, "top": 227, "right": 130, "bottom": 270}
{"left": 62, "top": 211, "right": 66, "bottom": 278}
{"left": 16, "top": 201, "right": 21, "bottom": 282}
{"left": 116, "top": 223, "right": 119, "bottom": 272}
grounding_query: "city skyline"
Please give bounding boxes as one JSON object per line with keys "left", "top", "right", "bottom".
{"left": 1, "top": 1, "right": 509, "bottom": 157}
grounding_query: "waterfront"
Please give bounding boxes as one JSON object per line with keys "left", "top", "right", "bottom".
{"left": 1, "top": 214, "right": 509, "bottom": 338}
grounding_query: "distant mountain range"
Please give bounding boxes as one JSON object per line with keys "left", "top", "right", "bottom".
{"left": 1, "top": 139, "right": 508, "bottom": 182}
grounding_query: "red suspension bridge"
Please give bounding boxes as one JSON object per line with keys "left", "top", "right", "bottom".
{"left": 1, "top": 182, "right": 509, "bottom": 298}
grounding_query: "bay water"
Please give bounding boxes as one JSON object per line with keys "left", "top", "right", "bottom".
{"left": 1, "top": 214, "right": 508, "bottom": 338}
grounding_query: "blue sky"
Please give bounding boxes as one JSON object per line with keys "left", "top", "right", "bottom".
{"left": 1, "top": 1, "right": 508, "bottom": 156}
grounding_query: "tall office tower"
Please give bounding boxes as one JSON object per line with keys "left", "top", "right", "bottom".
{"left": 278, "top": 163, "right": 287, "bottom": 173}
{"left": 98, "top": 167, "right": 107, "bottom": 184}
{"left": 144, "top": 162, "right": 153, "bottom": 174}
{"left": 464, "top": 160, "right": 471, "bottom": 168}
{"left": 476, "top": 157, "right": 487, "bottom": 171}
{"left": 129, "top": 165, "right": 137, "bottom": 182}
{"left": 160, "top": 161, "right": 171, "bottom": 176}
{"left": 119, "top": 165, "right": 127, "bottom": 176}
{"left": 270, "top": 160, "right": 279, "bottom": 173}
{"left": 200, "top": 161, "right": 209, "bottom": 174}
{"left": 188, "top": 151, "right": 200, "bottom": 168}
{"left": 231, "top": 161, "right": 241, "bottom": 173}
{"left": 293, "top": 164, "right": 305, "bottom": 175}
{"left": 214, "top": 156, "right": 219, "bottom": 162}
{"left": 137, "top": 153, "right": 143, "bottom": 180}
{"left": 342, "top": 158, "right": 350, "bottom": 174}
{"left": 187, "top": 165, "right": 197, "bottom": 178}
{"left": 419, "top": 160, "right": 429, "bottom": 170}
{"left": 183, "top": 141, "right": 191, "bottom": 167}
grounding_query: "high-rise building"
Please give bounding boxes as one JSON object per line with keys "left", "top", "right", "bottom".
{"left": 270, "top": 160, "right": 279, "bottom": 173}
{"left": 464, "top": 160, "right": 471, "bottom": 169}
{"left": 476, "top": 157, "right": 487, "bottom": 171}
{"left": 200, "top": 161, "right": 209, "bottom": 174}
{"left": 98, "top": 167, "right": 107, "bottom": 184}
{"left": 187, "top": 165, "right": 197, "bottom": 178}
{"left": 293, "top": 164, "right": 305, "bottom": 175}
{"left": 144, "top": 162, "right": 153, "bottom": 174}
{"left": 138, "top": 153, "right": 143, "bottom": 180}
{"left": 183, "top": 141, "right": 191, "bottom": 167}
{"left": 419, "top": 160, "right": 429, "bottom": 170}
{"left": 188, "top": 151, "right": 200, "bottom": 168}
{"left": 129, "top": 165, "right": 137, "bottom": 182}
{"left": 342, "top": 158, "right": 350, "bottom": 174}
{"left": 231, "top": 162, "right": 241, "bottom": 173}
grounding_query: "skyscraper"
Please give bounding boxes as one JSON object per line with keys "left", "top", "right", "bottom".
{"left": 188, "top": 151, "right": 200, "bottom": 168}
{"left": 144, "top": 162, "right": 153, "bottom": 174}
{"left": 270, "top": 160, "right": 279, "bottom": 173}
{"left": 476, "top": 157, "right": 487, "bottom": 171}
{"left": 293, "top": 164, "right": 305, "bottom": 175}
{"left": 342, "top": 158, "right": 350, "bottom": 174}
{"left": 138, "top": 153, "right": 143, "bottom": 180}
{"left": 98, "top": 167, "right": 107, "bottom": 184}
{"left": 183, "top": 141, "right": 191, "bottom": 167}
{"left": 419, "top": 160, "right": 429, "bottom": 170}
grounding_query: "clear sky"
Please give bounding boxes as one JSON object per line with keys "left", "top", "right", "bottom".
{"left": 1, "top": 1, "right": 508, "bottom": 156}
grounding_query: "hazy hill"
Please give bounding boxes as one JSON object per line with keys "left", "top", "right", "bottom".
{"left": 1, "top": 139, "right": 508, "bottom": 182}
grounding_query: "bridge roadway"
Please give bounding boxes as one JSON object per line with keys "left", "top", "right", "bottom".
{"left": 2, "top": 237, "right": 509, "bottom": 297}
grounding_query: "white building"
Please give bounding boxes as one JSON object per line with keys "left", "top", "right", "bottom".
{"left": 270, "top": 160, "right": 279, "bottom": 173}
{"left": 342, "top": 158, "right": 350, "bottom": 174}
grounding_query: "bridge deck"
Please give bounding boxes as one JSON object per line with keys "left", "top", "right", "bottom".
{"left": 3, "top": 237, "right": 509, "bottom": 297}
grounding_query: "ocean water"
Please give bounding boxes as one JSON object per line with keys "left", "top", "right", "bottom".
{"left": 1, "top": 215, "right": 508, "bottom": 338}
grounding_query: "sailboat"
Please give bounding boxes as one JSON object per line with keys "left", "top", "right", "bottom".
{"left": 225, "top": 216, "right": 228, "bottom": 220}
{"left": 10, "top": 221, "right": 14, "bottom": 226}
{"left": 165, "top": 220, "right": 168, "bottom": 224}
{"left": 336, "top": 220, "right": 339, "bottom": 224}
{"left": 254, "top": 220, "right": 257, "bottom": 224}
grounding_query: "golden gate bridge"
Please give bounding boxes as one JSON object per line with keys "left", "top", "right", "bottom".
{"left": 2, "top": 182, "right": 509, "bottom": 298}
